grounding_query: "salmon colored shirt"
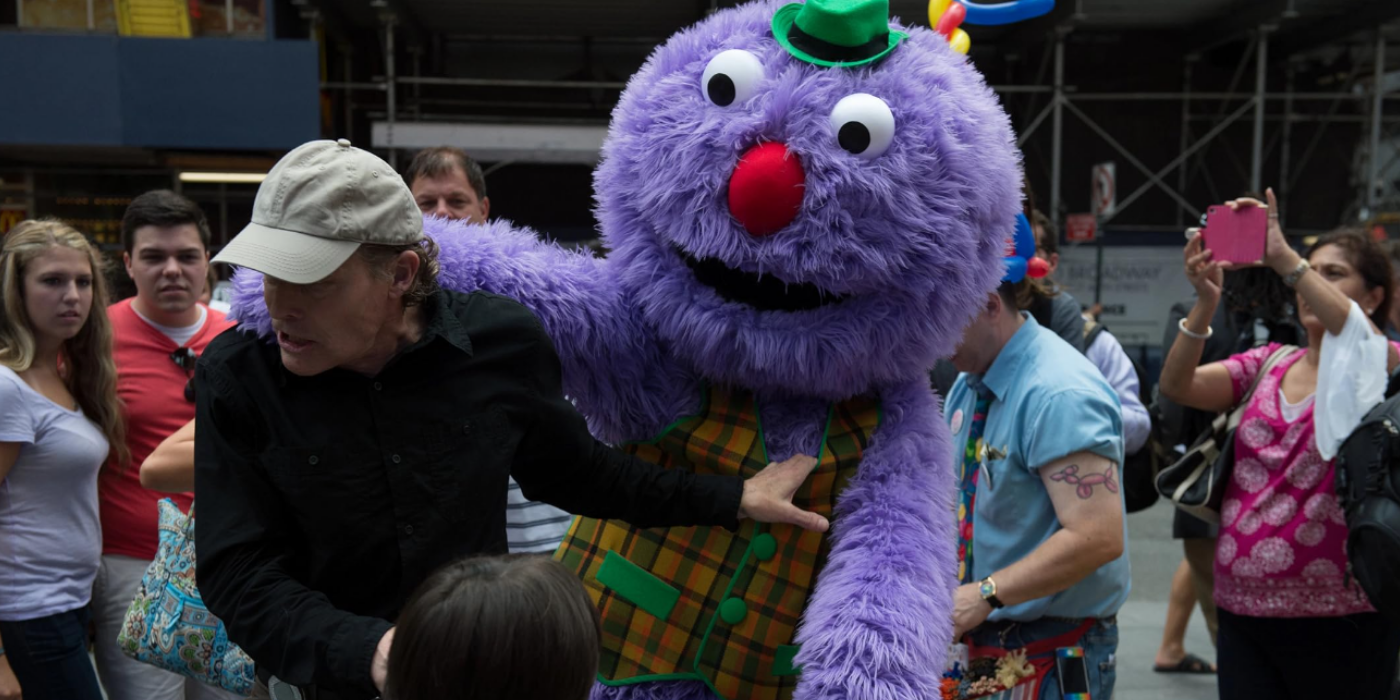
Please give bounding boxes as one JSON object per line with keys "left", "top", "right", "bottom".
{"left": 99, "top": 299, "right": 234, "bottom": 560}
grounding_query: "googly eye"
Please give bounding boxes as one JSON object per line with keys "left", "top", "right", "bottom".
{"left": 829, "top": 93, "right": 895, "bottom": 159}
{"left": 701, "top": 49, "right": 765, "bottom": 108}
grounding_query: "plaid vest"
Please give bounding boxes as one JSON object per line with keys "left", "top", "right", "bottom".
{"left": 554, "top": 385, "right": 880, "bottom": 700}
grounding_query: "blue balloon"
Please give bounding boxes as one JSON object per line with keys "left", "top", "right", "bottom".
{"left": 1001, "top": 212, "right": 1035, "bottom": 283}
{"left": 1002, "top": 257, "right": 1028, "bottom": 284}
{"left": 961, "top": 0, "right": 1055, "bottom": 26}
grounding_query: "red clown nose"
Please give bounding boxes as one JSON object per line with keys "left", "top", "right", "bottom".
{"left": 727, "top": 142, "right": 806, "bottom": 236}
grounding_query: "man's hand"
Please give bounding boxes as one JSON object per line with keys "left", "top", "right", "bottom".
{"left": 0, "top": 655, "right": 21, "bottom": 700}
{"left": 738, "top": 454, "right": 827, "bottom": 532}
{"left": 952, "top": 583, "right": 992, "bottom": 640}
{"left": 370, "top": 627, "right": 395, "bottom": 692}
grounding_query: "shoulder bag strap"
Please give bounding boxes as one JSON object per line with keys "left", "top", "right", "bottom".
{"left": 1227, "top": 345, "right": 1299, "bottom": 430}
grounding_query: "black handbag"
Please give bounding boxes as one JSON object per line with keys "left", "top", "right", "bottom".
{"left": 1155, "top": 345, "right": 1297, "bottom": 525}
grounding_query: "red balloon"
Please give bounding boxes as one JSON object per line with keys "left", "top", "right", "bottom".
{"left": 936, "top": 1, "right": 966, "bottom": 37}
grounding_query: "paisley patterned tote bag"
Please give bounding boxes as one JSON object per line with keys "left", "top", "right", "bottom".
{"left": 117, "top": 499, "right": 255, "bottom": 696}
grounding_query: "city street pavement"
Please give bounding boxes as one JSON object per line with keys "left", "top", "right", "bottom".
{"left": 1118, "top": 500, "right": 1219, "bottom": 700}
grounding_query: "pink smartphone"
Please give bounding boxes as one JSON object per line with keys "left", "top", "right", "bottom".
{"left": 1201, "top": 204, "right": 1268, "bottom": 265}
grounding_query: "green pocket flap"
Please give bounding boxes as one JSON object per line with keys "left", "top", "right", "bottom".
{"left": 596, "top": 551, "right": 681, "bottom": 621}
{"left": 773, "top": 644, "right": 802, "bottom": 677}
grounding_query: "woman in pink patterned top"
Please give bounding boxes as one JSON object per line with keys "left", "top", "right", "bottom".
{"left": 1160, "top": 189, "right": 1400, "bottom": 700}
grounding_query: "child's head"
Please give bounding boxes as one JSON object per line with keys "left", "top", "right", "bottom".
{"left": 385, "top": 555, "right": 601, "bottom": 700}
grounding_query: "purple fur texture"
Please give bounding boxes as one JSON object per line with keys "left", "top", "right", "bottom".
{"left": 596, "top": 0, "right": 1020, "bottom": 399}
{"left": 793, "top": 379, "right": 956, "bottom": 699}
{"left": 228, "top": 266, "right": 270, "bottom": 336}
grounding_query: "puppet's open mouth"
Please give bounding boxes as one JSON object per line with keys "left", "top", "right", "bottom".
{"left": 678, "top": 248, "right": 846, "bottom": 312}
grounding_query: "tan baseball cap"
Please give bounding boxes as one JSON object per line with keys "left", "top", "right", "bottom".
{"left": 213, "top": 138, "right": 422, "bottom": 284}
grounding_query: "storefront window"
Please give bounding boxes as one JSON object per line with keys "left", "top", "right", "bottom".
{"left": 17, "top": 0, "right": 263, "bottom": 36}
{"left": 30, "top": 172, "right": 174, "bottom": 250}
{"left": 190, "top": 0, "right": 264, "bottom": 37}
{"left": 18, "top": 0, "right": 117, "bottom": 32}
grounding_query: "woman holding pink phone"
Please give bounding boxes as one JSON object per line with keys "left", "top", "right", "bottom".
{"left": 1159, "top": 188, "right": 1400, "bottom": 699}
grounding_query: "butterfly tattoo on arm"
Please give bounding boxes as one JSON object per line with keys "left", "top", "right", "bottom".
{"left": 1049, "top": 463, "right": 1119, "bottom": 500}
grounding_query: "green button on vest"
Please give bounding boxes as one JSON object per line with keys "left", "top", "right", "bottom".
{"left": 752, "top": 533, "right": 778, "bottom": 561}
{"left": 719, "top": 597, "right": 748, "bottom": 625}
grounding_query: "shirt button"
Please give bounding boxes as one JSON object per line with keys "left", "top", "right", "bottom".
{"left": 308, "top": 455, "right": 319, "bottom": 465}
{"left": 403, "top": 524, "right": 414, "bottom": 536}
{"left": 391, "top": 454, "right": 402, "bottom": 464}
{"left": 373, "top": 382, "right": 383, "bottom": 391}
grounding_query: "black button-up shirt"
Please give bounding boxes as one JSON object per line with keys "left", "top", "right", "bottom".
{"left": 194, "top": 290, "right": 742, "bottom": 699}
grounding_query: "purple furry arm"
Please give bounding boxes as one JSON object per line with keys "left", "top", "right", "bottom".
{"left": 428, "top": 217, "right": 695, "bottom": 440}
{"left": 792, "top": 379, "right": 956, "bottom": 700}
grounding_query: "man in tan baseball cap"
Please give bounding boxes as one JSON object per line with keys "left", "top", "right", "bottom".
{"left": 210, "top": 138, "right": 437, "bottom": 377}
{"left": 215, "top": 138, "right": 423, "bottom": 285}
{"left": 194, "top": 139, "right": 826, "bottom": 700}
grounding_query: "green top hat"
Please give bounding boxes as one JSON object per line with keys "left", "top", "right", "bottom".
{"left": 772, "top": 0, "right": 907, "bottom": 68}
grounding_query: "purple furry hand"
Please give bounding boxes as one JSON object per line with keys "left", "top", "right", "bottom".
{"left": 739, "top": 454, "right": 829, "bottom": 532}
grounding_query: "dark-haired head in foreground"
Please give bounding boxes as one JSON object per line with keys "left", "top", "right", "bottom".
{"left": 384, "top": 555, "right": 601, "bottom": 700}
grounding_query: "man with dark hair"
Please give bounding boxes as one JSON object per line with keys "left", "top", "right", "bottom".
{"left": 945, "top": 279, "right": 1129, "bottom": 699}
{"left": 404, "top": 146, "right": 490, "bottom": 224}
{"left": 94, "top": 189, "right": 236, "bottom": 700}
{"left": 402, "top": 146, "right": 573, "bottom": 555}
{"left": 197, "top": 140, "right": 826, "bottom": 700}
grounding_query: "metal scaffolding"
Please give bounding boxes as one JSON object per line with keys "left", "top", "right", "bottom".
{"left": 317, "top": 11, "right": 1396, "bottom": 233}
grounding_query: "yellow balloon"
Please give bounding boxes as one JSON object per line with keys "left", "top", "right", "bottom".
{"left": 950, "top": 28, "right": 971, "bottom": 54}
{"left": 929, "top": 0, "right": 952, "bottom": 25}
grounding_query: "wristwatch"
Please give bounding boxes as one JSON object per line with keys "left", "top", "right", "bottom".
{"left": 978, "top": 576, "right": 1004, "bottom": 609}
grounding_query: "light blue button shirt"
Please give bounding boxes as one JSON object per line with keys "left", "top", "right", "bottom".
{"left": 946, "top": 314, "right": 1131, "bottom": 621}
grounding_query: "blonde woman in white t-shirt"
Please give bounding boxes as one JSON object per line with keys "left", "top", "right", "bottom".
{"left": 0, "top": 220, "right": 126, "bottom": 700}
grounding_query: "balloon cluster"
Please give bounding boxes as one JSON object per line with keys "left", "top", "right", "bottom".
{"left": 928, "top": 0, "right": 971, "bottom": 54}
{"left": 929, "top": 0, "right": 1056, "bottom": 54}
{"left": 1003, "top": 212, "right": 1051, "bottom": 284}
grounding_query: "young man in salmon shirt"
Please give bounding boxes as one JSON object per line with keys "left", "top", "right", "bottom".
{"left": 92, "top": 190, "right": 238, "bottom": 700}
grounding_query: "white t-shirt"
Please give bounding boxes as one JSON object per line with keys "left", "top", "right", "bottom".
{"left": 133, "top": 303, "right": 208, "bottom": 347}
{"left": 0, "top": 366, "right": 110, "bottom": 620}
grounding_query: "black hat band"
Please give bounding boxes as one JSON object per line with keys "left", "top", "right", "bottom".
{"left": 786, "top": 22, "right": 890, "bottom": 64}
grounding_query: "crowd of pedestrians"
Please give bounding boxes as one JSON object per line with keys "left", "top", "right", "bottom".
{"left": 2, "top": 140, "right": 1397, "bottom": 700}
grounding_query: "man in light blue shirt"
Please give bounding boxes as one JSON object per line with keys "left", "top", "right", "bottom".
{"left": 946, "top": 280, "right": 1130, "bottom": 699}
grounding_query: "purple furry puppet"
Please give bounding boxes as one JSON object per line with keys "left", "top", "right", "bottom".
{"left": 231, "top": 0, "right": 1022, "bottom": 697}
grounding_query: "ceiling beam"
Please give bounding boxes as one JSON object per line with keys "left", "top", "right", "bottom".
{"left": 373, "top": 0, "right": 429, "bottom": 50}
{"left": 1186, "top": 0, "right": 1289, "bottom": 54}
{"left": 1273, "top": 5, "right": 1400, "bottom": 57}
{"left": 970, "top": 0, "right": 1077, "bottom": 53}
{"left": 290, "top": 0, "right": 355, "bottom": 44}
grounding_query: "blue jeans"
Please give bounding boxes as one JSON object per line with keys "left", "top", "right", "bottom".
{"left": 966, "top": 616, "right": 1119, "bottom": 700}
{"left": 0, "top": 606, "right": 105, "bottom": 700}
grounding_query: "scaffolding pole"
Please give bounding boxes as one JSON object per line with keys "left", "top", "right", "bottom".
{"left": 1177, "top": 60, "right": 1193, "bottom": 228}
{"left": 385, "top": 17, "right": 398, "bottom": 169}
{"left": 1280, "top": 64, "right": 1294, "bottom": 222}
{"left": 1369, "top": 30, "right": 1387, "bottom": 213}
{"left": 1251, "top": 27, "right": 1269, "bottom": 195}
{"left": 1050, "top": 31, "right": 1065, "bottom": 229}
